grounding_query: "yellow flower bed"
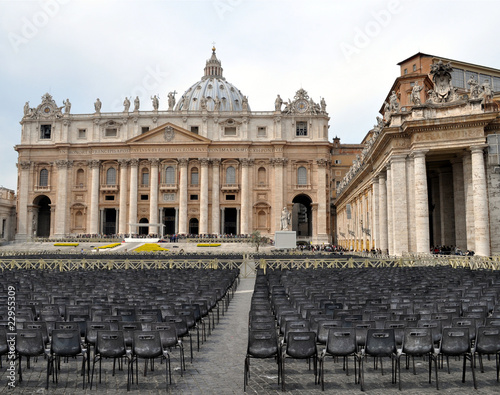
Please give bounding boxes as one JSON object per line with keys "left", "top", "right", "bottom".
{"left": 134, "top": 243, "right": 169, "bottom": 252}
{"left": 54, "top": 242, "right": 79, "bottom": 247}
{"left": 97, "top": 243, "right": 122, "bottom": 249}
{"left": 196, "top": 243, "right": 221, "bottom": 247}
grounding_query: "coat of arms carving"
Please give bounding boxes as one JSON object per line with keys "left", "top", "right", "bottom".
{"left": 164, "top": 126, "right": 175, "bottom": 141}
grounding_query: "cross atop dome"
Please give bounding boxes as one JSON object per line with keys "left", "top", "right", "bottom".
{"left": 204, "top": 47, "right": 224, "bottom": 80}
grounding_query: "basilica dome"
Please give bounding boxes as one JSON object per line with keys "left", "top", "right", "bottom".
{"left": 175, "top": 48, "right": 249, "bottom": 112}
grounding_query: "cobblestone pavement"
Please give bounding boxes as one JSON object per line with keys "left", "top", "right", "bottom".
{"left": 2, "top": 276, "right": 500, "bottom": 394}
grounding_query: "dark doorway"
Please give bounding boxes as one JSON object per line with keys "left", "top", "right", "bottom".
{"left": 189, "top": 218, "right": 199, "bottom": 235}
{"left": 292, "top": 194, "right": 312, "bottom": 237}
{"left": 139, "top": 218, "right": 149, "bottom": 236}
{"left": 224, "top": 208, "right": 237, "bottom": 235}
{"left": 35, "top": 196, "right": 51, "bottom": 237}
{"left": 103, "top": 209, "right": 117, "bottom": 235}
{"left": 163, "top": 208, "right": 176, "bottom": 234}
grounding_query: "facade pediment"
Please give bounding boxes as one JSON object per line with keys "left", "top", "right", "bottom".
{"left": 127, "top": 123, "right": 211, "bottom": 145}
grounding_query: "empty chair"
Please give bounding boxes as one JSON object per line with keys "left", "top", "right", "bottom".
{"left": 397, "top": 327, "right": 438, "bottom": 390}
{"left": 244, "top": 328, "right": 280, "bottom": 392}
{"left": 437, "top": 327, "right": 476, "bottom": 390}
{"left": 151, "top": 322, "right": 185, "bottom": 375}
{"left": 47, "top": 329, "right": 87, "bottom": 390}
{"left": 281, "top": 331, "right": 318, "bottom": 391}
{"left": 318, "top": 328, "right": 360, "bottom": 391}
{"left": 128, "top": 330, "right": 170, "bottom": 391}
{"left": 90, "top": 330, "right": 129, "bottom": 389}
{"left": 360, "top": 329, "right": 398, "bottom": 391}
{"left": 474, "top": 326, "right": 500, "bottom": 384}
{"left": 15, "top": 328, "right": 46, "bottom": 384}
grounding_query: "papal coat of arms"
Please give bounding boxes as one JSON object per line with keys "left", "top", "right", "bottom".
{"left": 164, "top": 126, "right": 174, "bottom": 141}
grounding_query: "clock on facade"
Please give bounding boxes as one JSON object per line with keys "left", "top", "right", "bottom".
{"left": 295, "top": 99, "right": 308, "bottom": 113}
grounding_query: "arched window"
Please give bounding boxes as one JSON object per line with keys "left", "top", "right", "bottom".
{"left": 191, "top": 167, "right": 199, "bottom": 185}
{"left": 258, "top": 210, "right": 267, "bottom": 228}
{"left": 76, "top": 169, "right": 85, "bottom": 187}
{"left": 165, "top": 166, "right": 175, "bottom": 184}
{"left": 297, "top": 166, "right": 307, "bottom": 185}
{"left": 141, "top": 169, "right": 149, "bottom": 187}
{"left": 39, "top": 169, "right": 48, "bottom": 187}
{"left": 75, "top": 211, "right": 83, "bottom": 228}
{"left": 106, "top": 167, "right": 116, "bottom": 185}
{"left": 226, "top": 166, "right": 236, "bottom": 184}
{"left": 257, "top": 167, "right": 266, "bottom": 186}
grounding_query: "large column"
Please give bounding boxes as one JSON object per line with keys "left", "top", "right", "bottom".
{"left": 118, "top": 160, "right": 128, "bottom": 235}
{"left": 463, "top": 153, "right": 475, "bottom": 251}
{"left": 178, "top": 158, "right": 189, "bottom": 234}
{"left": 128, "top": 159, "right": 138, "bottom": 234}
{"left": 211, "top": 159, "right": 221, "bottom": 235}
{"left": 451, "top": 158, "right": 466, "bottom": 250}
{"left": 386, "top": 164, "right": 394, "bottom": 255}
{"left": 240, "top": 159, "right": 251, "bottom": 235}
{"left": 439, "top": 169, "right": 455, "bottom": 245}
{"left": 54, "top": 160, "right": 71, "bottom": 237}
{"left": 89, "top": 160, "right": 100, "bottom": 235}
{"left": 316, "top": 159, "right": 328, "bottom": 242}
{"left": 372, "top": 178, "right": 379, "bottom": 250}
{"left": 391, "top": 155, "right": 408, "bottom": 255}
{"left": 470, "top": 146, "right": 490, "bottom": 256}
{"left": 199, "top": 158, "right": 210, "bottom": 235}
{"left": 406, "top": 156, "right": 416, "bottom": 252}
{"left": 378, "top": 173, "right": 388, "bottom": 253}
{"left": 414, "top": 151, "right": 430, "bottom": 254}
{"left": 16, "top": 161, "right": 31, "bottom": 240}
{"left": 272, "top": 158, "right": 286, "bottom": 232}
{"left": 148, "top": 159, "right": 160, "bottom": 235}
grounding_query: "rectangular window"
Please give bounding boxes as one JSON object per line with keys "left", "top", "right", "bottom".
{"left": 224, "top": 127, "right": 237, "bottom": 136}
{"left": 487, "top": 134, "right": 500, "bottom": 165}
{"left": 413, "top": 64, "right": 416, "bottom": 72}
{"left": 78, "top": 129, "right": 86, "bottom": 139}
{"left": 105, "top": 195, "right": 115, "bottom": 201}
{"left": 334, "top": 160, "right": 341, "bottom": 165}
{"left": 257, "top": 127, "right": 266, "bottom": 137}
{"left": 40, "top": 125, "right": 51, "bottom": 139}
{"left": 190, "top": 194, "right": 198, "bottom": 200}
{"left": 141, "top": 172, "right": 149, "bottom": 186}
{"left": 296, "top": 122, "right": 308, "bottom": 136}
{"left": 105, "top": 128, "right": 117, "bottom": 137}
{"left": 404, "top": 68, "right": 407, "bottom": 75}
{"left": 141, "top": 127, "right": 150, "bottom": 134}
{"left": 190, "top": 126, "right": 199, "bottom": 134}
{"left": 140, "top": 194, "right": 149, "bottom": 201}
{"left": 225, "top": 194, "right": 236, "bottom": 201}
{"left": 493, "top": 77, "right": 500, "bottom": 92}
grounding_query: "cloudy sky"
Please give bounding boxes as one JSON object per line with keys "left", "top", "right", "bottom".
{"left": 0, "top": 0, "right": 499, "bottom": 191}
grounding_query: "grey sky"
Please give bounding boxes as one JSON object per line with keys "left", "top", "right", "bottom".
{"left": 1, "top": 0, "right": 499, "bottom": 191}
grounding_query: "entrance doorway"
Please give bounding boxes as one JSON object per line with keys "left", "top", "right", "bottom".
{"left": 292, "top": 194, "right": 312, "bottom": 237}
{"left": 189, "top": 218, "right": 199, "bottom": 235}
{"left": 103, "top": 209, "right": 116, "bottom": 235}
{"left": 35, "top": 196, "right": 51, "bottom": 237}
{"left": 163, "top": 208, "right": 176, "bottom": 234}
{"left": 138, "top": 218, "right": 149, "bottom": 236}
{"left": 223, "top": 208, "right": 237, "bottom": 235}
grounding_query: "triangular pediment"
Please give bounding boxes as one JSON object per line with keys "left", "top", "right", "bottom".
{"left": 127, "top": 122, "right": 211, "bottom": 144}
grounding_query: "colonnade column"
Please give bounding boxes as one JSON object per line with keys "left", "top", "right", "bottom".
{"left": 372, "top": 178, "right": 379, "bottom": 250}
{"left": 386, "top": 164, "right": 394, "bottom": 255}
{"left": 378, "top": 173, "right": 388, "bottom": 253}
{"left": 211, "top": 159, "right": 221, "bottom": 235}
{"left": 451, "top": 158, "right": 466, "bottom": 250}
{"left": 272, "top": 158, "right": 286, "bottom": 232}
{"left": 199, "top": 158, "right": 209, "bottom": 234}
{"left": 54, "top": 160, "right": 71, "bottom": 237}
{"left": 16, "top": 161, "right": 31, "bottom": 240}
{"left": 391, "top": 155, "right": 408, "bottom": 255}
{"left": 149, "top": 158, "right": 159, "bottom": 235}
{"left": 178, "top": 158, "right": 188, "bottom": 234}
{"left": 463, "top": 153, "right": 475, "bottom": 251}
{"left": 316, "top": 159, "right": 328, "bottom": 242}
{"left": 89, "top": 160, "right": 100, "bottom": 235}
{"left": 128, "top": 159, "right": 138, "bottom": 234}
{"left": 414, "top": 150, "right": 430, "bottom": 254}
{"left": 470, "top": 145, "right": 490, "bottom": 256}
{"left": 118, "top": 160, "right": 128, "bottom": 235}
{"left": 240, "top": 159, "right": 251, "bottom": 235}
